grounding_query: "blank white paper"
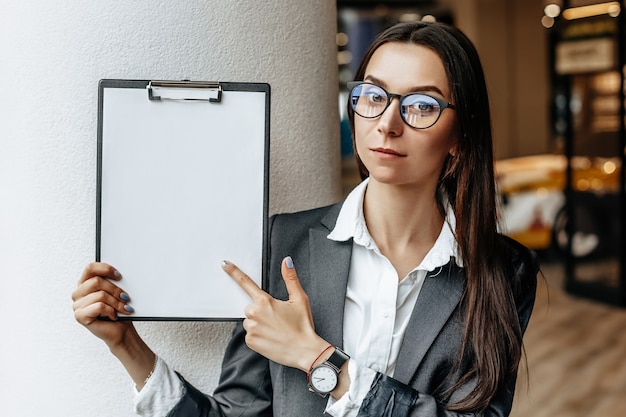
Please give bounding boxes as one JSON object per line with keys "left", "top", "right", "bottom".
{"left": 98, "top": 84, "right": 267, "bottom": 319}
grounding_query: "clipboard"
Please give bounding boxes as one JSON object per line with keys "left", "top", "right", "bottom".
{"left": 96, "top": 79, "right": 270, "bottom": 321}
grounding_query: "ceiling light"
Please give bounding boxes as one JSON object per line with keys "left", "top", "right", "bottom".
{"left": 542, "top": 15, "right": 555, "bottom": 28}
{"left": 562, "top": 1, "right": 620, "bottom": 20}
{"left": 544, "top": 4, "right": 561, "bottom": 18}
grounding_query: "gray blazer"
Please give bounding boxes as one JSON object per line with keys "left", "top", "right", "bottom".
{"left": 166, "top": 201, "right": 538, "bottom": 417}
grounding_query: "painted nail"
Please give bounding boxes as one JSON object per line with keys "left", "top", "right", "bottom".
{"left": 120, "top": 292, "right": 130, "bottom": 302}
{"left": 124, "top": 304, "right": 135, "bottom": 313}
{"left": 113, "top": 269, "right": 122, "bottom": 279}
{"left": 221, "top": 260, "right": 229, "bottom": 269}
{"left": 285, "top": 256, "right": 294, "bottom": 269}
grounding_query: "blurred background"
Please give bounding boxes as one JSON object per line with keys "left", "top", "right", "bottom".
{"left": 336, "top": 1, "right": 625, "bottom": 416}
{"left": 1, "top": 1, "right": 624, "bottom": 416}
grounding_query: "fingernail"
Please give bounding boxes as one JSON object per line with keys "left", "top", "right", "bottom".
{"left": 221, "top": 260, "right": 229, "bottom": 269}
{"left": 285, "top": 256, "right": 294, "bottom": 269}
{"left": 124, "top": 304, "right": 135, "bottom": 313}
{"left": 120, "top": 292, "right": 130, "bottom": 302}
{"left": 113, "top": 269, "right": 122, "bottom": 279}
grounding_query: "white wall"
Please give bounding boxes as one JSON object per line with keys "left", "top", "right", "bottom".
{"left": 0, "top": 1, "right": 341, "bottom": 416}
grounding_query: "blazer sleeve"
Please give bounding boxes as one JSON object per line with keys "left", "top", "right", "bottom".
{"left": 356, "top": 240, "right": 539, "bottom": 417}
{"left": 165, "top": 321, "right": 273, "bottom": 417}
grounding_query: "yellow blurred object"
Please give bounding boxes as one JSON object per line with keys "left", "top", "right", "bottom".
{"left": 496, "top": 154, "right": 621, "bottom": 195}
{"left": 495, "top": 154, "right": 621, "bottom": 251}
{"left": 509, "top": 227, "right": 553, "bottom": 249}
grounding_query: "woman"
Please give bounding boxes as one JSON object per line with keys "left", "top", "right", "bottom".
{"left": 72, "top": 21, "right": 538, "bottom": 416}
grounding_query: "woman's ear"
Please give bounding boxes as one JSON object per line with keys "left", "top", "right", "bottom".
{"left": 448, "top": 142, "right": 457, "bottom": 157}
{"left": 448, "top": 125, "right": 460, "bottom": 157}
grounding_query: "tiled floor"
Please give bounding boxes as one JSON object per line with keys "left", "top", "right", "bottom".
{"left": 510, "top": 261, "right": 626, "bottom": 417}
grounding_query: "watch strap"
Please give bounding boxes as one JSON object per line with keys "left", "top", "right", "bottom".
{"left": 326, "top": 347, "right": 350, "bottom": 371}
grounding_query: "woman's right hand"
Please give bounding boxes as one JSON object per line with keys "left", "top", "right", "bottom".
{"left": 72, "top": 262, "right": 157, "bottom": 389}
{"left": 72, "top": 262, "right": 135, "bottom": 348}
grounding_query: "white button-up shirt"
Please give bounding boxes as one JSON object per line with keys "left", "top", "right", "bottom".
{"left": 324, "top": 179, "right": 461, "bottom": 416}
{"left": 134, "top": 178, "right": 461, "bottom": 417}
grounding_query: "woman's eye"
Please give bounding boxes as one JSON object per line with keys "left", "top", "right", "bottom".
{"left": 406, "top": 100, "right": 439, "bottom": 115}
{"left": 366, "top": 92, "right": 386, "bottom": 104}
{"left": 417, "top": 103, "right": 436, "bottom": 112}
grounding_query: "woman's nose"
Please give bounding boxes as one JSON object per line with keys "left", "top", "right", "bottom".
{"left": 377, "top": 98, "right": 404, "bottom": 137}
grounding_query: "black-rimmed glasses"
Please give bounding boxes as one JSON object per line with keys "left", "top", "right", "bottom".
{"left": 348, "top": 82, "right": 455, "bottom": 129}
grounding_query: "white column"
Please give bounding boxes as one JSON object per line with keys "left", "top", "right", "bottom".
{"left": 0, "top": 1, "right": 340, "bottom": 416}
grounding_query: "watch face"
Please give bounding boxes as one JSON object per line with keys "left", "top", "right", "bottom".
{"left": 310, "top": 365, "right": 338, "bottom": 393}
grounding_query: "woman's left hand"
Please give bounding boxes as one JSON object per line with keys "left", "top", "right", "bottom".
{"left": 222, "top": 256, "right": 330, "bottom": 373}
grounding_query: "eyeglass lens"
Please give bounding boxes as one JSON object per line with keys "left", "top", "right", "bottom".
{"left": 350, "top": 83, "right": 445, "bottom": 129}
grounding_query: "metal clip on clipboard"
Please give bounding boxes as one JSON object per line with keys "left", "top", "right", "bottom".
{"left": 147, "top": 80, "right": 223, "bottom": 103}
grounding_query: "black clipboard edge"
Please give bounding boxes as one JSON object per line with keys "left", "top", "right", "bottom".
{"left": 116, "top": 316, "right": 246, "bottom": 322}
{"left": 95, "top": 79, "right": 271, "bottom": 321}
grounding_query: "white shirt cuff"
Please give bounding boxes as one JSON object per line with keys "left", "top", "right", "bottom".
{"left": 324, "top": 360, "right": 377, "bottom": 417}
{"left": 134, "top": 356, "right": 184, "bottom": 417}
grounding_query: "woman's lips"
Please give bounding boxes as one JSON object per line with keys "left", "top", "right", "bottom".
{"left": 371, "top": 147, "right": 406, "bottom": 159}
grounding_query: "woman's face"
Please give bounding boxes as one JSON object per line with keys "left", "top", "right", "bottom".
{"left": 354, "top": 42, "right": 458, "bottom": 189}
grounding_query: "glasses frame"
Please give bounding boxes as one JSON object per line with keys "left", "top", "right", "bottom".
{"left": 347, "top": 81, "right": 456, "bottom": 130}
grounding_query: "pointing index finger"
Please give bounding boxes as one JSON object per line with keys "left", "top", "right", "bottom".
{"left": 221, "top": 260, "right": 264, "bottom": 300}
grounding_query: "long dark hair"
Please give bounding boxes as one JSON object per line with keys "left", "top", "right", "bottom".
{"left": 348, "top": 21, "right": 523, "bottom": 412}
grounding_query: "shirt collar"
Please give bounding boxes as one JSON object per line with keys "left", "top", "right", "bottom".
{"left": 327, "top": 178, "right": 369, "bottom": 243}
{"left": 327, "top": 178, "right": 463, "bottom": 270}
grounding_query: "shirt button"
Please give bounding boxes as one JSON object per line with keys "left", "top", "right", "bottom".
{"left": 383, "top": 311, "right": 390, "bottom": 318}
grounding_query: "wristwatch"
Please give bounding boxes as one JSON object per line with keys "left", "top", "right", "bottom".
{"left": 307, "top": 347, "right": 350, "bottom": 397}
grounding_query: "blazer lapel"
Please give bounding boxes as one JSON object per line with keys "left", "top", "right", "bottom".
{"left": 307, "top": 204, "right": 352, "bottom": 348}
{"left": 301, "top": 202, "right": 465, "bottom": 380}
{"left": 392, "top": 262, "right": 465, "bottom": 384}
